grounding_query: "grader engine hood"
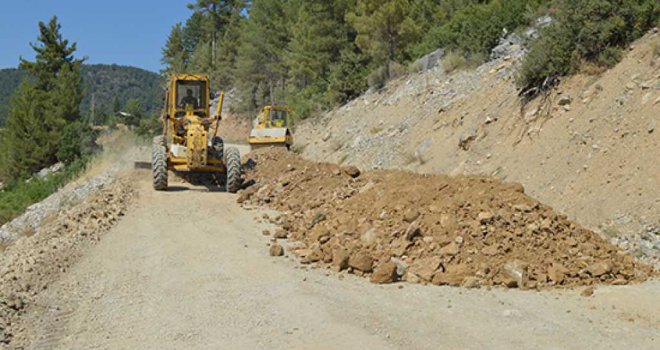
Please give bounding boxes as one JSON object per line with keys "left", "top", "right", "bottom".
{"left": 186, "top": 122, "right": 208, "bottom": 169}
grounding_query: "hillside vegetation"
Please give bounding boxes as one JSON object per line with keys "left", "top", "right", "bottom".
{"left": 0, "top": 64, "right": 163, "bottom": 126}
{"left": 163, "top": 0, "right": 658, "bottom": 118}
{"left": 0, "top": 17, "right": 96, "bottom": 223}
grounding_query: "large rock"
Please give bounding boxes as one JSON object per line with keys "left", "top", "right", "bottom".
{"left": 349, "top": 252, "right": 373, "bottom": 273}
{"left": 502, "top": 260, "right": 529, "bottom": 288}
{"left": 370, "top": 262, "right": 398, "bottom": 284}
{"left": 413, "top": 48, "right": 445, "bottom": 72}
{"left": 439, "top": 242, "right": 460, "bottom": 257}
{"left": 332, "top": 248, "right": 350, "bottom": 271}
{"left": 547, "top": 263, "right": 570, "bottom": 284}
{"left": 432, "top": 264, "right": 471, "bottom": 286}
{"left": 490, "top": 33, "right": 524, "bottom": 60}
{"left": 269, "top": 244, "right": 284, "bottom": 257}
{"left": 408, "top": 257, "right": 442, "bottom": 282}
{"left": 558, "top": 95, "right": 573, "bottom": 106}
{"left": 342, "top": 166, "right": 361, "bottom": 178}
{"left": 404, "top": 221, "right": 421, "bottom": 241}
{"left": 587, "top": 261, "right": 612, "bottom": 277}
{"left": 403, "top": 209, "right": 420, "bottom": 223}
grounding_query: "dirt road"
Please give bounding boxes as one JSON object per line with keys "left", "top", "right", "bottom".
{"left": 20, "top": 161, "right": 659, "bottom": 349}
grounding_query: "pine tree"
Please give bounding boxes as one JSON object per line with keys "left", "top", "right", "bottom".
{"left": 2, "top": 16, "right": 85, "bottom": 178}
{"left": 348, "top": 0, "right": 421, "bottom": 77}
{"left": 182, "top": 11, "right": 210, "bottom": 57}
{"left": 162, "top": 23, "right": 188, "bottom": 74}
{"left": 112, "top": 95, "right": 121, "bottom": 114}
{"left": 214, "top": 6, "right": 245, "bottom": 87}
{"left": 123, "top": 99, "right": 143, "bottom": 127}
{"left": 20, "top": 17, "right": 84, "bottom": 91}
{"left": 190, "top": 40, "right": 214, "bottom": 74}
{"left": 234, "top": 0, "right": 293, "bottom": 111}
{"left": 286, "top": 0, "right": 351, "bottom": 89}
{"left": 187, "top": 0, "right": 248, "bottom": 71}
{"left": 1, "top": 81, "right": 51, "bottom": 179}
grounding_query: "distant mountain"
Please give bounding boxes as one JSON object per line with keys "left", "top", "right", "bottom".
{"left": 0, "top": 64, "right": 164, "bottom": 126}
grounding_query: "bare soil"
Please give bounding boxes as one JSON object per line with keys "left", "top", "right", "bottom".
{"left": 10, "top": 167, "right": 660, "bottom": 350}
{"left": 239, "top": 149, "right": 654, "bottom": 289}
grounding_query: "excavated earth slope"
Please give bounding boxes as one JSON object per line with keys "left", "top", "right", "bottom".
{"left": 296, "top": 30, "right": 660, "bottom": 261}
{"left": 239, "top": 149, "right": 654, "bottom": 289}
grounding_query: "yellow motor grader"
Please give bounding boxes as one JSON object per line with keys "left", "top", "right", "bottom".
{"left": 152, "top": 74, "right": 241, "bottom": 192}
{"left": 248, "top": 105, "right": 294, "bottom": 150}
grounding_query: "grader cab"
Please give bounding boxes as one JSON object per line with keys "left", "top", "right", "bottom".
{"left": 151, "top": 74, "right": 241, "bottom": 192}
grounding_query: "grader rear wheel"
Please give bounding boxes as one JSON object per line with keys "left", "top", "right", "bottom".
{"left": 152, "top": 135, "right": 168, "bottom": 191}
{"left": 224, "top": 147, "right": 241, "bottom": 193}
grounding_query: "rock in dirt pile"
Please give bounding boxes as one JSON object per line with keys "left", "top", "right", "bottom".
{"left": 239, "top": 149, "right": 654, "bottom": 289}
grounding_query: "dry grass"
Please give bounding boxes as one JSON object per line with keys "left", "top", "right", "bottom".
{"left": 442, "top": 51, "right": 469, "bottom": 74}
{"left": 651, "top": 37, "right": 660, "bottom": 66}
{"left": 370, "top": 126, "right": 383, "bottom": 135}
{"left": 652, "top": 37, "right": 660, "bottom": 57}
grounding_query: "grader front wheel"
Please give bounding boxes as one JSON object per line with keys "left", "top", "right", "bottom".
{"left": 224, "top": 147, "right": 241, "bottom": 193}
{"left": 152, "top": 135, "right": 168, "bottom": 191}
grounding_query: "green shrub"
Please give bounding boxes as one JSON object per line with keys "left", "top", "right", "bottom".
{"left": 415, "top": 0, "right": 545, "bottom": 62}
{"left": 367, "top": 66, "right": 389, "bottom": 90}
{"left": 135, "top": 115, "right": 163, "bottom": 139}
{"left": 0, "top": 157, "right": 88, "bottom": 225}
{"left": 286, "top": 86, "right": 322, "bottom": 121}
{"left": 518, "top": 0, "right": 660, "bottom": 93}
{"left": 56, "top": 122, "right": 100, "bottom": 164}
{"left": 442, "top": 51, "right": 469, "bottom": 73}
{"left": 652, "top": 37, "right": 660, "bottom": 58}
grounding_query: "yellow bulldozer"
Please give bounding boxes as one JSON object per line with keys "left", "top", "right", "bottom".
{"left": 152, "top": 74, "right": 242, "bottom": 192}
{"left": 248, "top": 105, "right": 294, "bottom": 150}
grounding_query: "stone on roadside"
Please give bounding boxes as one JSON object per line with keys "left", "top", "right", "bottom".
{"left": 432, "top": 264, "right": 470, "bottom": 286}
{"left": 462, "top": 276, "right": 480, "bottom": 289}
{"left": 331, "top": 248, "right": 350, "bottom": 271}
{"left": 370, "top": 262, "right": 398, "bottom": 284}
{"left": 580, "top": 286, "right": 595, "bottom": 297}
{"left": 408, "top": 257, "right": 443, "bottom": 282}
{"left": 269, "top": 244, "right": 284, "bottom": 257}
{"left": 502, "top": 260, "right": 528, "bottom": 288}
{"left": 349, "top": 252, "right": 374, "bottom": 273}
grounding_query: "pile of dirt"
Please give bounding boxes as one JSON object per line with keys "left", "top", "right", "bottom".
{"left": 239, "top": 149, "right": 654, "bottom": 289}
{"left": 0, "top": 176, "right": 134, "bottom": 346}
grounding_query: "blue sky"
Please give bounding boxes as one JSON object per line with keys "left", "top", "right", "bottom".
{"left": 0, "top": 1, "right": 193, "bottom": 72}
